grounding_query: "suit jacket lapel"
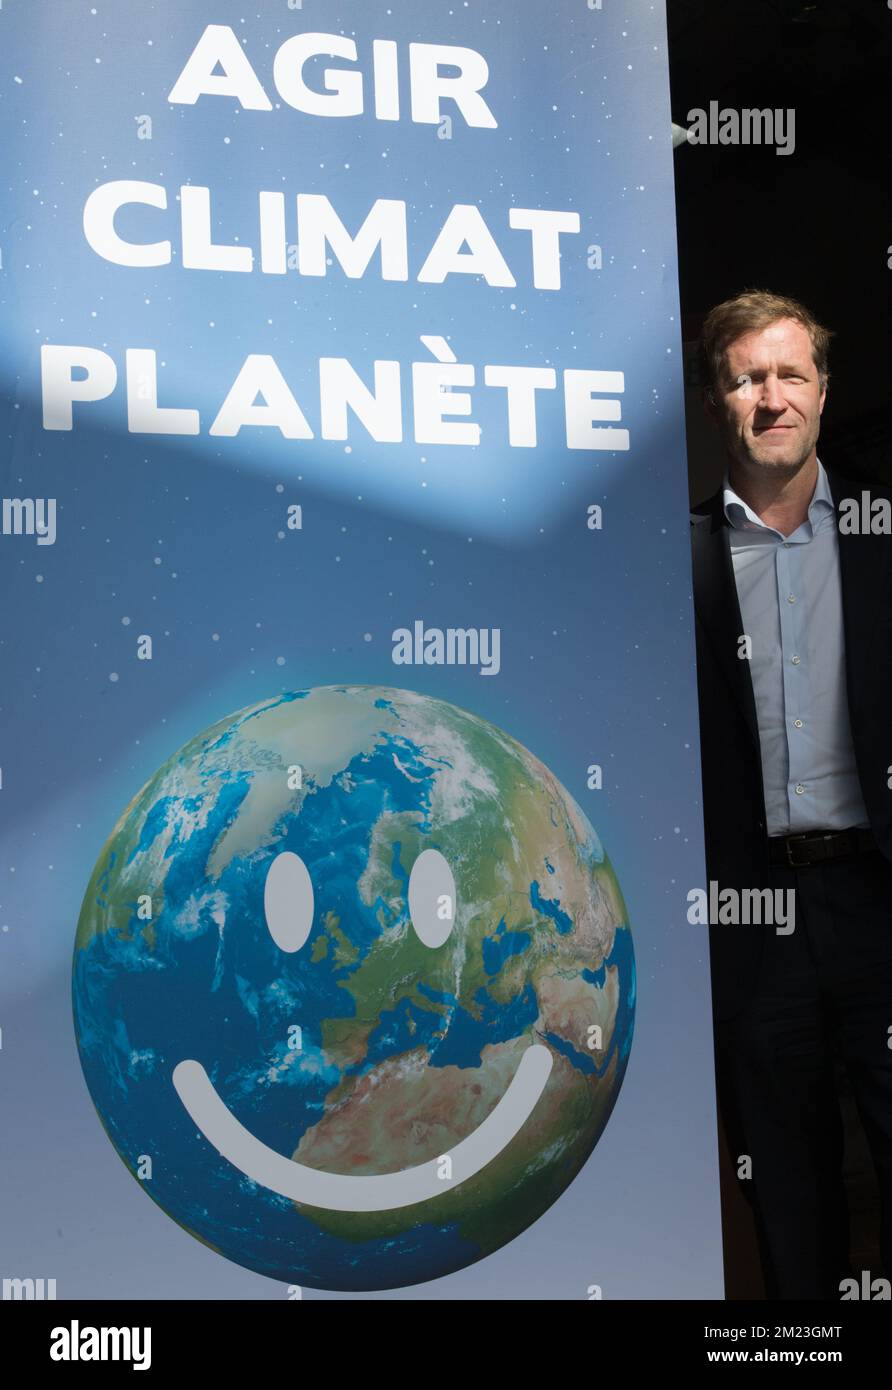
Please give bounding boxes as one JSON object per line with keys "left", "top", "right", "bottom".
{"left": 828, "top": 469, "right": 892, "bottom": 694}
{"left": 691, "top": 489, "right": 761, "bottom": 754}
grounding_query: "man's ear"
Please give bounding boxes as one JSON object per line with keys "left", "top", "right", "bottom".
{"left": 701, "top": 385, "right": 718, "bottom": 423}
{"left": 818, "top": 381, "right": 827, "bottom": 415}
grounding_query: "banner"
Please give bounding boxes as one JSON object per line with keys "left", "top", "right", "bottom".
{"left": 0, "top": 0, "right": 723, "bottom": 1299}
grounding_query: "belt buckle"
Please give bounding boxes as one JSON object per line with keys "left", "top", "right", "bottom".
{"left": 784, "top": 833, "right": 814, "bottom": 868}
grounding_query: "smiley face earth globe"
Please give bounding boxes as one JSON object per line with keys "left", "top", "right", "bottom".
{"left": 73, "top": 685, "right": 635, "bottom": 1292}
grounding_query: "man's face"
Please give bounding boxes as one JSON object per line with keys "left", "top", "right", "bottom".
{"left": 708, "top": 317, "right": 826, "bottom": 476}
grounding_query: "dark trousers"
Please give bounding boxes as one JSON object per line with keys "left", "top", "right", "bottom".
{"left": 714, "top": 848, "right": 892, "bottom": 1300}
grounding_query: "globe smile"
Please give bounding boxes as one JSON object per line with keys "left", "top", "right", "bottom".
{"left": 172, "top": 1044, "right": 553, "bottom": 1213}
{"left": 170, "top": 840, "right": 553, "bottom": 1212}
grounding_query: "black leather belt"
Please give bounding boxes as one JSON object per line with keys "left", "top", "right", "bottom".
{"left": 767, "top": 826, "right": 877, "bottom": 869}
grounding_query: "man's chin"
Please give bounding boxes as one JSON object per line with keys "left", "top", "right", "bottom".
{"left": 741, "top": 438, "right": 811, "bottom": 472}
{"left": 751, "top": 448, "right": 799, "bottom": 467}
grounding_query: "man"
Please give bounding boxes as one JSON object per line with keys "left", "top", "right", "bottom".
{"left": 690, "top": 289, "right": 892, "bottom": 1300}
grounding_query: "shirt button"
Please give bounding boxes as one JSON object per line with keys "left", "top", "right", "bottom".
{"left": 787, "top": 594, "right": 796, "bottom": 603}
{"left": 794, "top": 719, "right": 803, "bottom": 728}
{"left": 783, "top": 541, "right": 791, "bottom": 548}
{"left": 791, "top": 655, "right": 801, "bottom": 665}
{"left": 795, "top": 784, "right": 806, "bottom": 795}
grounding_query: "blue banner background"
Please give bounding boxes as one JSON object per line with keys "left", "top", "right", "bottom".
{"left": 0, "top": 0, "right": 723, "bottom": 1298}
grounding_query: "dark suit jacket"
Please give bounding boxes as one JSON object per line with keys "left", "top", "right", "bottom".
{"left": 690, "top": 466, "right": 892, "bottom": 1021}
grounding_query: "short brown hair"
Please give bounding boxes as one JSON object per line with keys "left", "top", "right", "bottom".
{"left": 698, "top": 289, "right": 834, "bottom": 401}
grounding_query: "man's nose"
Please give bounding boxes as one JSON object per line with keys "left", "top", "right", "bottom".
{"left": 757, "top": 375, "right": 786, "bottom": 412}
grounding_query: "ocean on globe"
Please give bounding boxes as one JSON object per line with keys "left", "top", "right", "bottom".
{"left": 73, "top": 685, "right": 635, "bottom": 1292}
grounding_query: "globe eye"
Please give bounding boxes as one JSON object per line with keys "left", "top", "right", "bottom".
{"left": 407, "top": 848, "right": 456, "bottom": 949}
{"left": 264, "top": 851, "right": 314, "bottom": 954}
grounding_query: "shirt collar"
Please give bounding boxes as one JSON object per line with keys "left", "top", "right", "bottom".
{"left": 722, "top": 458, "right": 834, "bottom": 534}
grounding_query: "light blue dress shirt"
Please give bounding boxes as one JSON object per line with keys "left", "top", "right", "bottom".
{"left": 722, "top": 458, "right": 869, "bottom": 837}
